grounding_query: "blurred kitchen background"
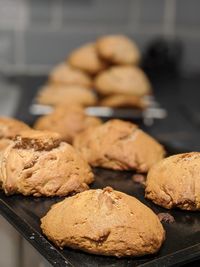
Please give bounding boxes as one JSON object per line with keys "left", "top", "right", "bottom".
{"left": 0, "top": 1, "right": 200, "bottom": 267}
{"left": 0, "top": 0, "right": 199, "bottom": 74}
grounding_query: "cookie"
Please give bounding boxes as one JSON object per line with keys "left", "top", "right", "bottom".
{"left": 68, "top": 43, "right": 107, "bottom": 75}
{"left": 36, "top": 85, "right": 97, "bottom": 107}
{"left": 145, "top": 152, "right": 200, "bottom": 211}
{"left": 41, "top": 187, "right": 165, "bottom": 257}
{"left": 0, "top": 129, "right": 94, "bottom": 196}
{"left": 0, "top": 117, "right": 30, "bottom": 151}
{"left": 0, "top": 117, "right": 30, "bottom": 139}
{"left": 94, "top": 66, "right": 151, "bottom": 96}
{"left": 34, "top": 105, "right": 102, "bottom": 144}
{"left": 49, "top": 63, "right": 92, "bottom": 88}
{"left": 0, "top": 116, "right": 30, "bottom": 186}
{"left": 100, "top": 94, "right": 146, "bottom": 109}
{"left": 96, "top": 35, "right": 140, "bottom": 65}
{"left": 73, "top": 119, "right": 165, "bottom": 172}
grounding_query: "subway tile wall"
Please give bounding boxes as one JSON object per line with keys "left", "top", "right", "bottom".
{"left": 0, "top": 0, "right": 199, "bottom": 74}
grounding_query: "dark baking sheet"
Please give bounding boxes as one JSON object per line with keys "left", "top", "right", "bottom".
{"left": 0, "top": 167, "right": 200, "bottom": 267}
{"left": 10, "top": 74, "right": 200, "bottom": 151}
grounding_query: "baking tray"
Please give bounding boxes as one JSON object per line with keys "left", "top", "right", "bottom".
{"left": 29, "top": 95, "right": 167, "bottom": 127}
{"left": 0, "top": 166, "right": 200, "bottom": 267}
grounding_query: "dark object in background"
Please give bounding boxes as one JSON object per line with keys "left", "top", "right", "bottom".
{"left": 142, "top": 38, "right": 183, "bottom": 77}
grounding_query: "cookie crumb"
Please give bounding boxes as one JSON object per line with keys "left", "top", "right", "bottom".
{"left": 157, "top": 213, "right": 175, "bottom": 223}
{"left": 132, "top": 174, "right": 145, "bottom": 185}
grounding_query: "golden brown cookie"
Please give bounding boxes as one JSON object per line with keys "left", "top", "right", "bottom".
{"left": 68, "top": 43, "right": 107, "bottom": 75}
{"left": 73, "top": 119, "right": 165, "bottom": 172}
{"left": 99, "top": 94, "right": 146, "bottom": 109}
{"left": 0, "top": 117, "right": 30, "bottom": 139}
{"left": 0, "top": 116, "right": 30, "bottom": 187}
{"left": 96, "top": 35, "right": 140, "bottom": 65}
{"left": 145, "top": 152, "right": 200, "bottom": 211}
{"left": 49, "top": 63, "right": 92, "bottom": 88}
{"left": 34, "top": 105, "right": 102, "bottom": 144}
{"left": 41, "top": 187, "right": 165, "bottom": 257}
{"left": 0, "top": 117, "right": 30, "bottom": 188}
{"left": 0, "top": 139, "right": 12, "bottom": 153}
{"left": 94, "top": 66, "right": 151, "bottom": 96}
{"left": 36, "top": 85, "right": 97, "bottom": 107}
{"left": 0, "top": 129, "right": 94, "bottom": 196}
{"left": 0, "top": 117, "right": 30, "bottom": 152}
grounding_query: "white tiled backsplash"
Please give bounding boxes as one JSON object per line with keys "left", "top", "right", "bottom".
{"left": 0, "top": 0, "right": 200, "bottom": 74}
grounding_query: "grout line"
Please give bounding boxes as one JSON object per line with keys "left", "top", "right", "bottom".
{"left": 0, "top": 24, "right": 155, "bottom": 34}
{"left": 14, "top": 30, "right": 25, "bottom": 66}
{"left": 4, "top": 24, "right": 129, "bottom": 34}
{"left": 132, "top": 25, "right": 164, "bottom": 35}
{"left": 14, "top": 0, "right": 28, "bottom": 65}
{"left": 163, "top": 0, "right": 176, "bottom": 37}
{"left": 51, "top": 0, "right": 63, "bottom": 30}
{"left": 7, "top": 25, "right": 200, "bottom": 39}
{"left": 174, "top": 28, "right": 200, "bottom": 38}
{"left": 14, "top": 0, "right": 29, "bottom": 67}
{"left": 128, "top": 0, "right": 141, "bottom": 31}
{"left": 0, "top": 62, "right": 196, "bottom": 76}
{"left": 0, "top": 64, "right": 52, "bottom": 75}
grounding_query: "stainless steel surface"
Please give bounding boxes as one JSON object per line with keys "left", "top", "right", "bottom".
{"left": 30, "top": 103, "right": 167, "bottom": 126}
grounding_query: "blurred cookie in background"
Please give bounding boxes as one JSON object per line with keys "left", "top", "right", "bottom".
{"left": 36, "top": 84, "right": 97, "bottom": 107}
{"left": 96, "top": 35, "right": 140, "bottom": 65}
{"left": 99, "top": 94, "right": 147, "bottom": 109}
{"left": 34, "top": 105, "right": 102, "bottom": 144}
{"left": 49, "top": 63, "right": 92, "bottom": 88}
{"left": 0, "top": 117, "right": 30, "bottom": 152}
{"left": 94, "top": 66, "right": 151, "bottom": 97}
{"left": 68, "top": 43, "right": 107, "bottom": 75}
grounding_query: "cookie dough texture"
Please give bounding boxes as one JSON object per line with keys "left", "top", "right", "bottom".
{"left": 94, "top": 66, "right": 151, "bottom": 96}
{"left": 36, "top": 85, "right": 97, "bottom": 107}
{"left": 100, "top": 94, "right": 146, "bottom": 109}
{"left": 0, "top": 117, "right": 30, "bottom": 151}
{"left": 0, "top": 117, "right": 30, "bottom": 139}
{"left": 0, "top": 130, "right": 94, "bottom": 196}
{"left": 68, "top": 43, "right": 106, "bottom": 74}
{"left": 49, "top": 63, "right": 92, "bottom": 88}
{"left": 96, "top": 35, "right": 140, "bottom": 65}
{"left": 74, "top": 119, "right": 165, "bottom": 172}
{"left": 41, "top": 187, "right": 165, "bottom": 257}
{"left": 34, "top": 106, "right": 102, "bottom": 143}
{"left": 145, "top": 152, "right": 200, "bottom": 211}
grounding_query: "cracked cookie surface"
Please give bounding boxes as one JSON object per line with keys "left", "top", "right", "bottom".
{"left": 0, "top": 129, "right": 94, "bottom": 196}
{"left": 73, "top": 119, "right": 165, "bottom": 172}
{"left": 0, "top": 117, "right": 30, "bottom": 187}
{"left": 41, "top": 187, "right": 165, "bottom": 257}
{"left": 145, "top": 152, "right": 200, "bottom": 210}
